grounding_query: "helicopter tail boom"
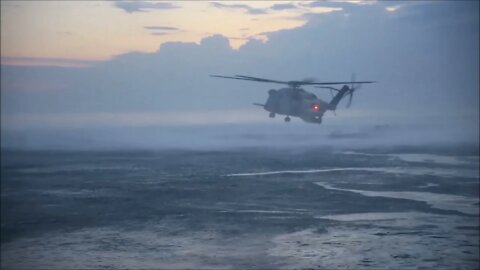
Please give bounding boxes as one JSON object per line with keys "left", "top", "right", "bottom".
{"left": 328, "top": 85, "right": 350, "bottom": 111}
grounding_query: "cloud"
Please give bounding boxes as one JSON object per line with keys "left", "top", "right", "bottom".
{"left": 302, "top": 0, "right": 376, "bottom": 11}
{"left": 1, "top": 56, "right": 95, "bottom": 68}
{"left": 210, "top": 2, "right": 267, "bottom": 15}
{"left": 270, "top": 3, "right": 298, "bottom": 10}
{"left": 144, "top": 26, "right": 180, "bottom": 31}
{"left": 144, "top": 25, "right": 182, "bottom": 36}
{"left": 385, "top": 5, "right": 401, "bottom": 12}
{"left": 199, "top": 34, "right": 231, "bottom": 48}
{"left": 227, "top": 37, "right": 249, "bottom": 41}
{"left": 308, "top": 0, "right": 376, "bottom": 7}
{"left": 113, "top": 1, "right": 178, "bottom": 13}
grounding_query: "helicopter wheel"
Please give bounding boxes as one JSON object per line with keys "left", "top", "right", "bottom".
{"left": 269, "top": 112, "right": 275, "bottom": 118}
{"left": 284, "top": 116, "right": 291, "bottom": 123}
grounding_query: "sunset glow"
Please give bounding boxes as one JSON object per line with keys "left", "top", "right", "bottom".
{"left": 1, "top": 1, "right": 341, "bottom": 66}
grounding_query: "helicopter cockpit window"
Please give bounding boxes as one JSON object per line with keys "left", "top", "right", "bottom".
{"left": 306, "top": 93, "right": 317, "bottom": 100}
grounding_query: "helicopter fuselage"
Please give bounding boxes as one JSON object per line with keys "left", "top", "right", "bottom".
{"left": 210, "top": 74, "right": 374, "bottom": 124}
{"left": 263, "top": 87, "right": 330, "bottom": 124}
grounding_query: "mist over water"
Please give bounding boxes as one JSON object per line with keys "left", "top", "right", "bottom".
{"left": 2, "top": 122, "right": 477, "bottom": 151}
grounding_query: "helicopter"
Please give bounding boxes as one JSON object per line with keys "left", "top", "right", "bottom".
{"left": 210, "top": 74, "right": 375, "bottom": 124}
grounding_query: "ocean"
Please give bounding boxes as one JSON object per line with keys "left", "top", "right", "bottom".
{"left": 1, "top": 144, "right": 479, "bottom": 269}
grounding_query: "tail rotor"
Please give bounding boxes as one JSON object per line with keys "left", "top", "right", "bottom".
{"left": 345, "top": 73, "right": 361, "bottom": 108}
{"left": 313, "top": 73, "right": 374, "bottom": 111}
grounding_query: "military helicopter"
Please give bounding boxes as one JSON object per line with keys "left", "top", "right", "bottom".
{"left": 210, "top": 74, "right": 374, "bottom": 124}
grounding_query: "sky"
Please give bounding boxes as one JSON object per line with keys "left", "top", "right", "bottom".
{"left": 1, "top": 1, "right": 340, "bottom": 64}
{"left": 1, "top": 1, "right": 479, "bottom": 149}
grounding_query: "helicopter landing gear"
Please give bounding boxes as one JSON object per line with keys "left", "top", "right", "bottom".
{"left": 269, "top": 112, "right": 275, "bottom": 118}
{"left": 284, "top": 116, "right": 291, "bottom": 123}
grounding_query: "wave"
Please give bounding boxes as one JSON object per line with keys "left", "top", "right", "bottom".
{"left": 225, "top": 167, "right": 479, "bottom": 178}
{"left": 315, "top": 182, "right": 479, "bottom": 215}
{"left": 340, "top": 151, "right": 478, "bottom": 166}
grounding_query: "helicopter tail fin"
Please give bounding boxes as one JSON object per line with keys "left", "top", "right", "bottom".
{"left": 328, "top": 85, "right": 349, "bottom": 111}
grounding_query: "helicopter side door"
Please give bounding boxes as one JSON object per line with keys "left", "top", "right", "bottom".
{"left": 265, "top": 88, "right": 302, "bottom": 116}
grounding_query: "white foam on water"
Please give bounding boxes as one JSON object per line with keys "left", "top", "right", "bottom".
{"left": 318, "top": 211, "right": 426, "bottom": 222}
{"left": 226, "top": 166, "right": 479, "bottom": 178}
{"left": 226, "top": 168, "right": 374, "bottom": 177}
{"left": 340, "top": 151, "right": 478, "bottom": 166}
{"left": 390, "top": 154, "right": 474, "bottom": 165}
{"left": 18, "top": 164, "right": 142, "bottom": 174}
{"left": 315, "top": 182, "right": 479, "bottom": 215}
{"left": 0, "top": 227, "right": 238, "bottom": 269}
{"left": 315, "top": 211, "right": 469, "bottom": 228}
{"left": 2, "top": 216, "right": 477, "bottom": 270}
{"left": 339, "top": 151, "right": 387, "bottom": 157}
{"left": 269, "top": 212, "right": 478, "bottom": 269}
{"left": 39, "top": 188, "right": 117, "bottom": 198}
{"left": 419, "top": 183, "right": 440, "bottom": 188}
{"left": 218, "top": 209, "right": 302, "bottom": 214}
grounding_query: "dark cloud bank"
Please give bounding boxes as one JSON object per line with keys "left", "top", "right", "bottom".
{"left": 113, "top": 1, "right": 179, "bottom": 13}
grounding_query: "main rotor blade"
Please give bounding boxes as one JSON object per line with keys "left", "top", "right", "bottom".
{"left": 234, "top": 75, "right": 288, "bottom": 84}
{"left": 211, "top": 74, "right": 375, "bottom": 87}
{"left": 303, "top": 81, "right": 375, "bottom": 86}
{"left": 210, "top": 75, "right": 271, "bottom": 81}
{"left": 238, "top": 76, "right": 377, "bottom": 86}
{"left": 210, "top": 75, "right": 252, "bottom": 80}
{"left": 211, "top": 75, "right": 289, "bottom": 85}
